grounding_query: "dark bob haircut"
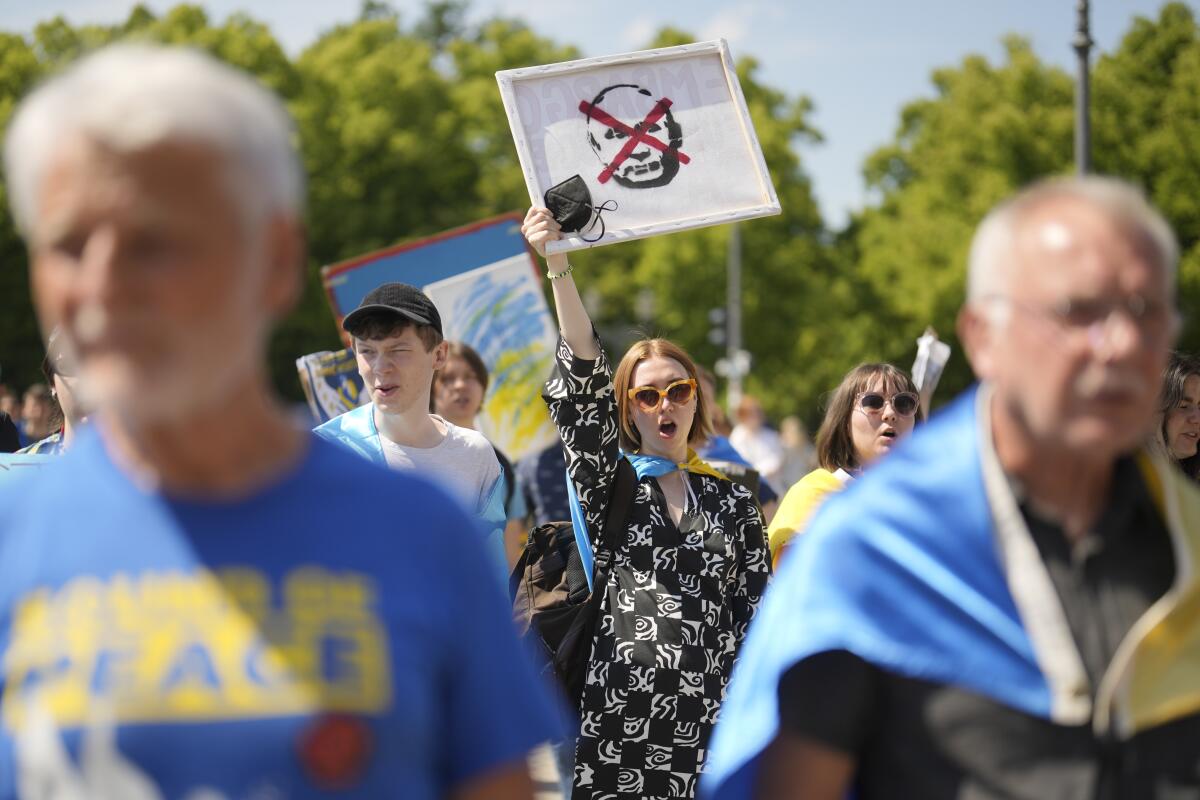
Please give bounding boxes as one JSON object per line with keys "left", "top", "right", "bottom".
{"left": 815, "top": 362, "right": 917, "bottom": 473}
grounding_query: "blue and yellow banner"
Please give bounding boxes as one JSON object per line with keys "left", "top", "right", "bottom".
{"left": 296, "top": 348, "right": 366, "bottom": 425}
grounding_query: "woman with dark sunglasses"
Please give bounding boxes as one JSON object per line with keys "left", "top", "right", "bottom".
{"left": 768, "top": 363, "right": 919, "bottom": 567}
{"left": 522, "top": 207, "right": 770, "bottom": 800}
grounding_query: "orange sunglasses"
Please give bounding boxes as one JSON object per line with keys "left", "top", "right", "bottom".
{"left": 627, "top": 378, "right": 697, "bottom": 412}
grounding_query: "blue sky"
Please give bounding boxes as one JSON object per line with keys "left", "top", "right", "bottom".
{"left": 3, "top": 0, "right": 1186, "bottom": 227}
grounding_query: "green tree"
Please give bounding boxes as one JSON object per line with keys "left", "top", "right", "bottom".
{"left": 848, "top": 36, "right": 1075, "bottom": 401}
{"left": 1092, "top": 2, "right": 1200, "bottom": 351}
{"left": 0, "top": 5, "right": 306, "bottom": 394}
{"left": 0, "top": 32, "right": 43, "bottom": 395}
{"left": 445, "top": 18, "right": 578, "bottom": 216}
{"left": 284, "top": 9, "right": 581, "bottom": 376}
{"left": 845, "top": 3, "right": 1200, "bottom": 408}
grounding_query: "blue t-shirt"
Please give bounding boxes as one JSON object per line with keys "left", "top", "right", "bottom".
{"left": 0, "top": 430, "right": 560, "bottom": 798}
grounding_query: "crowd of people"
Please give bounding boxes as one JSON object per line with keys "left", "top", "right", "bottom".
{"left": 1, "top": 41, "right": 1200, "bottom": 800}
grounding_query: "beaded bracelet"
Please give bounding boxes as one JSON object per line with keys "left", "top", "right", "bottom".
{"left": 547, "top": 263, "right": 574, "bottom": 280}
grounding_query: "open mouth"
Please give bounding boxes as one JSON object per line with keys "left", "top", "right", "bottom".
{"left": 658, "top": 420, "right": 677, "bottom": 439}
{"left": 879, "top": 429, "right": 897, "bottom": 440}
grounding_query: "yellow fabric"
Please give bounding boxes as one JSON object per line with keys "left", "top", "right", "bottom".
{"left": 681, "top": 449, "right": 730, "bottom": 483}
{"left": 767, "top": 468, "right": 846, "bottom": 568}
{"left": 1107, "top": 452, "right": 1200, "bottom": 737}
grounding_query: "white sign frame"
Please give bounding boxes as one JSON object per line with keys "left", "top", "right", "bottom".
{"left": 496, "top": 39, "right": 780, "bottom": 254}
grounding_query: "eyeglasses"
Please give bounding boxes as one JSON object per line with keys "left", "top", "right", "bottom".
{"left": 856, "top": 391, "right": 920, "bottom": 417}
{"left": 628, "top": 378, "right": 697, "bottom": 412}
{"left": 987, "top": 293, "right": 1180, "bottom": 346}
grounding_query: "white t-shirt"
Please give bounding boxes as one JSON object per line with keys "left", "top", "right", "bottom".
{"left": 380, "top": 415, "right": 501, "bottom": 516}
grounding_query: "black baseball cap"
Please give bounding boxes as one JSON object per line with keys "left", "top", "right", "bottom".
{"left": 341, "top": 282, "right": 443, "bottom": 338}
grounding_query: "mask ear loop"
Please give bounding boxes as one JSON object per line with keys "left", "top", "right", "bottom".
{"left": 580, "top": 200, "right": 618, "bottom": 243}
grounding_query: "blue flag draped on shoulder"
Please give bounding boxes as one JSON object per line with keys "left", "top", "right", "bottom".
{"left": 703, "top": 384, "right": 1200, "bottom": 799}
{"left": 704, "top": 387, "right": 1054, "bottom": 799}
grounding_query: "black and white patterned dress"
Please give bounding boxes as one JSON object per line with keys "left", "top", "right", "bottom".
{"left": 543, "top": 336, "right": 771, "bottom": 800}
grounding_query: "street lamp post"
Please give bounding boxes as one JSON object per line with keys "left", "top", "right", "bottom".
{"left": 726, "top": 223, "right": 745, "bottom": 413}
{"left": 1073, "top": 0, "right": 1093, "bottom": 174}
{"left": 715, "top": 224, "right": 751, "bottom": 414}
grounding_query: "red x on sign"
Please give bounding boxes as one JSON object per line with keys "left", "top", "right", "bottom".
{"left": 579, "top": 96, "right": 692, "bottom": 184}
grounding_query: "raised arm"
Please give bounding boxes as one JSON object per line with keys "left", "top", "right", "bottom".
{"left": 521, "top": 207, "right": 598, "bottom": 360}
{"left": 522, "top": 207, "right": 620, "bottom": 550}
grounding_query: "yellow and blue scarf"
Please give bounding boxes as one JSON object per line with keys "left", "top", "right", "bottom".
{"left": 567, "top": 449, "right": 727, "bottom": 590}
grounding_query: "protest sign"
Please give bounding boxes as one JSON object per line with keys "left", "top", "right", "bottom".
{"left": 497, "top": 39, "right": 780, "bottom": 254}
{"left": 321, "top": 214, "right": 557, "bottom": 461}
{"left": 912, "top": 327, "right": 952, "bottom": 419}
{"left": 296, "top": 348, "right": 366, "bottom": 424}
{"left": 424, "top": 255, "right": 559, "bottom": 459}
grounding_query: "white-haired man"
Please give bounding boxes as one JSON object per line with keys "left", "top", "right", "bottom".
{"left": 0, "top": 45, "right": 558, "bottom": 798}
{"left": 705, "top": 177, "right": 1200, "bottom": 799}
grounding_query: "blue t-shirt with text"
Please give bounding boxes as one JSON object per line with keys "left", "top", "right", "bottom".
{"left": 0, "top": 430, "right": 560, "bottom": 799}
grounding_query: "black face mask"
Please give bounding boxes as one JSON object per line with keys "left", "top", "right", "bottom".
{"left": 544, "top": 174, "right": 594, "bottom": 233}
{"left": 544, "top": 175, "right": 617, "bottom": 243}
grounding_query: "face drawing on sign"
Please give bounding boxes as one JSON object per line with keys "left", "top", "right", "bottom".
{"left": 581, "top": 84, "right": 689, "bottom": 189}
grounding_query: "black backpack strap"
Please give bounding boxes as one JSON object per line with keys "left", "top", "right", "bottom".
{"left": 562, "top": 524, "right": 590, "bottom": 603}
{"left": 592, "top": 458, "right": 637, "bottom": 577}
{"left": 551, "top": 458, "right": 639, "bottom": 705}
{"left": 491, "top": 444, "right": 516, "bottom": 511}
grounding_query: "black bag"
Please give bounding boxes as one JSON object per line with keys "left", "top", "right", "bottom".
{"left": 510, "top": 459, "right": 637, "bottom": 704}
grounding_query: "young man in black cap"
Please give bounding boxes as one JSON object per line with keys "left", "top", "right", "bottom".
{"left": 314, "top": 282, "right": 508, "bottom": 582}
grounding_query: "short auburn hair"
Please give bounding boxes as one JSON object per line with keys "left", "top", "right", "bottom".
{"left": 348, "top": 311, "right": 442, "bottom": 352}
{"left": 815, "top": 363, "right": 917, "bottom": 472}
{"left": 612, "top": 338, "right": 713, "bottom": 453}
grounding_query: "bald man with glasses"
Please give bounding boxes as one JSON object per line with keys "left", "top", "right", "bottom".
{"left": 706, "top": 176, "right": 1200, "bottom": 800}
